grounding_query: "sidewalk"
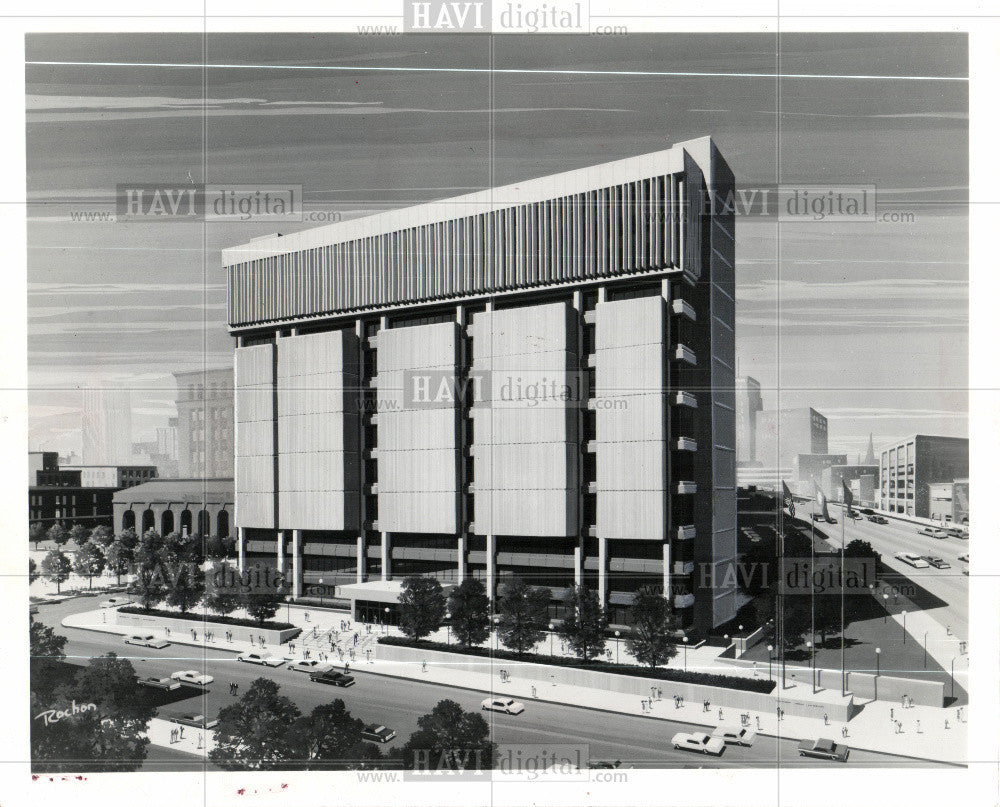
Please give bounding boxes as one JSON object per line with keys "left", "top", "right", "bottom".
{"left": 145, "top": 717, "right": 216, "bottom": 756}
{"left": 64, "top": 607, "right": 967, "bottom": 764}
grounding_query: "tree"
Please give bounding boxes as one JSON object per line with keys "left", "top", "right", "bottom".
{"left": 447, "top": 578, "right": 490, "bottom": 647}
{"left": 284, "top": 699, "right": 381, "bottom": 770}
{"left": 398, "top": 576, "right": 447, "bottom": 641}
{"left": 845, "top": 538, "right": 881, "bottom": 566}
{"left": 624, "top": 591, "right": 676, "bottom": 667}
{"left": 30, "top": 615, "right": 68, "bottom": 701}
{"left": 241, "top": 567, "right": 288, "bottom": 625}
{"left": 29, "top": 557, "right": 40, "bottom": 585}
{"left": 162, "top": 530, "right": 199, "bottom": 565}
{"left": 73, "top": 541, "right": 107, "bottom": 590}
{"left": 397, "top": 699, "right": 494, "bottom": 772}
{"left": 40, "top": 549, "right": 72, "bottom": 593}
{"left": 497, "top": 576, "right": 551, "bottom": 655}
{"left": 106, "top": 528, "right": 138, "bottom": 585}
{"left": 32, "top": 653, "right": 152, "bottom": 773}
{"left": 205, "top": 533, "right": 228, "bottom": 560}
{"left": 210, "top": 678, "right": 301, "bottom": 770}
{"left": 165, "top": 560, "right": 205, "bottom": 613}
{"left": 68, "top": 524, "right": 89, "bottom": 548}
{"left": 780, "top": 596, "right": 813, "bottom": 652}
{"left": 29, "top": 521, "right": 45, "bottom": 550}
{"left": 558, "top": 585, "right": 607, "bottom": 662}
{"left": 205, "top": 560, "right": 242, "bottom": 617}
{"left": 47, "top": 522, "right": 69, "bottom": 548}
{"left": 89, "top": 525, "right": 114, "bottom": 549}
{"left": 129, "top": 563, "right": 166, "bottom": 609}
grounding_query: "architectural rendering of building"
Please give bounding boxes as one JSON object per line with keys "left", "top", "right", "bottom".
{"left": 226, "top": 138, "right": 738, "bottom": 634}
{"left": 113, "top": 477, "right": 233, "bottom": 538}
{"left": 174, "top": 368, "right": 235, "bottom": 479}
{"left": 82, "top": 384, "right": 132, "bottom": 464}
{"left": 27, "top": 457, "right": 152, "bottom": 529}
{"left": 735, "top": 376, "right": 763, "bottom": 466}
{"left": 821, "top": 463, "right": 879, "bottom": 504}
{"left": 878, "top": 435, "right": 969, "bottom": 518}
{"left": 927, "top": 478, "right": 970, "bottom": 524}
{"left": 755, "top": 407, "right": 828, "bottom": 470}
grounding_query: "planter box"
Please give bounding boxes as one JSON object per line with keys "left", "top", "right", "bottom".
{"left": 115, "top": 610, "right": 300, "bottom": 646}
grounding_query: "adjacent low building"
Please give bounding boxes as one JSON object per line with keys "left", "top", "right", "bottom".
{"left": 878, "top": 435, "right": 969, "bottom": 518}
{"left": 928, "top": 478, "right": 970, "bottom": 525}
{"left": 113, "top": 478, "right": 233, "bottom": 537}
{"left": 820, "top": 463, "right": 879, "bottom": 503}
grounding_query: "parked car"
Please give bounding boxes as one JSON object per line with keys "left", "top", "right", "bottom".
{"left": 947, "top": 527, "right": 969, "bottom": 540}
{"left": 138, "top": 676, "right": 181, "bottom": 691}
{"left": 711, "top": 726, "right": 756, "bottom": 747}
{"left": 309, "top": 669, "right": 355, "bottom": 687}
{"left": 481, "top": 697, "right": 525, "bottom": 715}
{"left": 859, "top": 508, "right": 875, "bottom": 516}
{"left": 847, "top": 510, "right": 863, "bottom": 520}
{"left": 671, "top": 732, "right": 726, "bottom": 756}
{"left": 868, "top": 515, "right": 889, "bottom": 525}
{"left": 918, "top": 527, "right": 948, "bottom": 539}
{"left": 237, "top": 651, "right": 284, "bottom": 667}
{"left": 170, "top": 714, "right": 218, "bottom": 729}
{"left": 922, "top": 556, "right": 951, "bottom": 569}
{"left": 958, "top": 554, "right": 969, "bottom": 563}
{"left": 797, "top": 738, "right": 850, "bottom": 762}
{"left": 100, "top": 596, "right": 129, "bottom": 608}
{"left": 361, "top": 724, "right": 397, "bottom": 744}
{"left": 124, "top": 633, "right": 170, "bottom": 649}
{"left": 170, "top": 670, "right": 214, "bottom": 686}
{"left": 288, "top": 659, "right": 332, "bottom": 674}
{"left": 894, "top": 552, "right": 930, "bottom": 569}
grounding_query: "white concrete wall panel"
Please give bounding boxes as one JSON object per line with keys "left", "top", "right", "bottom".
{"left": 235, "top": 344, "right": 275, "bottom": 528}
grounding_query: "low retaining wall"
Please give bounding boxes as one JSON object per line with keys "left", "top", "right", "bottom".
{"left": 114, "top": 611, "right": 300, "bottom": 646}
{"left": 375, "top": 643, "right": 855, "bottom": 722}
{"left": 720, "top": 657, "right": 945, "bottom": 707}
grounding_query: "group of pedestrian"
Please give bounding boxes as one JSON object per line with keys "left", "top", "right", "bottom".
{"left": 672, "top": 695, "right": 684, "bottom": 709}
{"left": 702, "top": 699, "right": 711, "bottom": 713}
{"left": 169, "top": 727, "right": 185, "bottom": 744}
{"left": 229, "top": 682, "right": 239, "bottom": 696}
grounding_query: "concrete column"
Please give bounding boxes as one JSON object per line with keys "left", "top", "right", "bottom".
{"left": 381, "top": 532, "right": 391, "bottom": 581}
{"left": 573, "top": 538, "right": 583, "bottom": 587}
{"left": 356, "top": 534, "right": 365, "bottom": 583}
{"left": 598, "top": 537, "right": 608, "bottom": 606}
{"left": 291, "top": 529, "right": 302, "bottom": 600}
{"left": 597, "top": 285, "right": 607, "bottom": 304}
{"left": 457, "top": 534, "right": 466, "bottom": 583}
{"left": 237, "top": 527, "right": 245, "bottom": 572}
{"left": 276, "top": 530, "right": 286, "bottom": 575}
{"left": 662, "top": 542, "right": 671, "bottom": 600}
{"left": 486, "top": 534, "right": 495, "bottom": 600}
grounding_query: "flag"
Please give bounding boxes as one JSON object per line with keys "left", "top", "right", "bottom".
{"left": 815, "top": 483, "right": 831, "bottom": 522}
{"left": 781, "top": 480, "right": 795, "bottom": 517}
{"left": 842, "top": 480, "right": 854, "bottom": 510}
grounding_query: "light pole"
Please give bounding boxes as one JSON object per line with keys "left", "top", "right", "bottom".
{"left": 875, "top": 647, "right": 881, "bottom": 700}
{"left": 901, "top": 610, "right": 907, "bottom": 644}
{"left": 682, "top": 635, "right": 688, "bottom": 671}
{"left": 923, "top": 630, "right": 928, "bottom": 668}
{"left": 806, "top": 639, "right": 816, "bottom": 693}
{"left": 493, "top": 616, "right": 500, "bottom": 650}
{"left": 882, "top": 592, "right": 889, "bottom": 624}
{"left": 767, "top": 644, "right": 774, "bottom": 681}
{"left": 951, "top": 656, "right": 956, "bottom": 698}
{"left": 384, "top": 607, "right": 390, "bottom": 635}
{"left": 548, "top": 623, "right": 554, "bottom": 657}
{"left": 614, "top": 630, "right": 620, "bottom": 664}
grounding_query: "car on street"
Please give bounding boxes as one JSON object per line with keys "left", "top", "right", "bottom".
{"left": 361, "top": 724, "right": 397, "bottom": 744}
{"left": 958, "top": 554, "right": 969, "bottom": 563}
{"left": 100, "top": 596, "right": 129, "bottom": 608}
{"left": 237, "top": 651, "right": 285, "bottom": 667}
{"left": 922, "top": 556, "right": 951, "bottom": 569}
{"left": 797, "top": 738, "right": 850, "bottom": 762}
{"left": 918, "top": 527, "right": 948, "bottom": 539}
{"left": 124, "top": 633, "right": 170, "bottom": 649}
{"left": 288, "top": 659, "right": 333, "bottom": 674}
{"left": 847, "top": 510, "right": 862, "bottom": 520}
{"left": 170, "top": 670, "right": 214, "bottom": 686}
{"left": 711, "top": 726, "right": 756, "bottom": 746}
{"left": 868, "top": 515, "right": 889, "bottom": 525}
{"left": 138, "top": 676, "right": 181, "bottom": 691}
{"left": 946, "top": 527, "right": 969, "bottom": 539}
{"left": 671, "top": 732, "right": 726, "bottom": 756}
{"left": 894, "top": 552, "right": 930, "bottom": 568}
{"left": 170, "top": 713, "right": 218, "bottom": 729}
{"left": 859, "top": 508, "right": 875, "bottom": 516}
{"left": 309, "top": 669, "right": 356, "bottom": 687}
{"left": 481, "top": 697, "right": 526, "bottom": 715}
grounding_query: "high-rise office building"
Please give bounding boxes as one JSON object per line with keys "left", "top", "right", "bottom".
{"left": 735, "top": 376, "right": 763, "bottom": 466}
{"left": 174, "top": 368, "right": 235, "bottom": 479}
{"left": 82, "top": 384, "right": 132, "bottom": 465}
{"left": 755, "top": 407, "right": 828, "bottom": 470}
{"left": 226, "top": 137, "right": 738, "bottom": 634}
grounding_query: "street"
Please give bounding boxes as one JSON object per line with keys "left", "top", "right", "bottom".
{"left": 33, "top": 598, "right": 949, "bottom": 770}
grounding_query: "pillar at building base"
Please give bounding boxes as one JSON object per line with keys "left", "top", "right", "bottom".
{"left": 276, "top": 531, "right": 286, "bottom": 575}
{"left": 598, "top": 537, "right": 607, "bottom": 606}
{"left": 356, "top": 534, "right": 365, "bottom": 584}
{"left": 486, "top": 534, "right": 495, "bottom": 600}
{"left": 457, "top": 534, "right": 466, "bottom": 584}
{"left": 291, "top": 529, "right": 302, "bottom": 600}
{"left": 237, "top": 527, "right": 245, "bottom": 572}
{"left": 574, "top": 538, "right": 583, "bottom": 587}
{"left": 662, "top": 541, "right": 671, "bottom": 600}
{"left": 381, "top": 532, "right": 391, "bottom": 581}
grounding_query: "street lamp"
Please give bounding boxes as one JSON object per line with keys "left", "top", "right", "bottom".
{"left": 493, "top": 616, "right": 500, "bottom": 650}
{"left": 806, "top": 640, "right": 816, "bottom": 693}
{"left": 875, "top": 647, "right": 881, "bottom": 699}
{"left": 384, "top": 607, "right": 390, "bottom": 634}
{"left": 923, "top": 630, "right": 929, "bottom": 668}
{"left": 548, "top": 623, "right": 554, "bottom": 657}
{"left": 682, "top": 635, "right": 688, "bottom": 671}
{"left": 767, "top": 644, "right": 774, "bottom": 681}
{"left": 614, "top": 630, "right": 620, "bottom": 664}
{"left": 901, "top": 610, "right": 907, "bottom": 644}
{"left": 882, "top": 593, "right": 889, "bottom": 624}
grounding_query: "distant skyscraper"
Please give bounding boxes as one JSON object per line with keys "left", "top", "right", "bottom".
{"left": 735, "top": 377, "right": 763, "bottom": 466}
{"left": 174, "top": 368, "right": 234, "bottom": 478}
{"left": 754, "top": 407, "right": 828, "bottom": 470}
{"left": 863, "top": 432, "right": 877, "bottom": 465}
{"left": 82, "top": 384, "right": 132, "bottom": 464}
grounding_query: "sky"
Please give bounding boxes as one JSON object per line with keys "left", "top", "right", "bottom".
{"left": 24, "top": 32, "right": 968, "bottom": 460}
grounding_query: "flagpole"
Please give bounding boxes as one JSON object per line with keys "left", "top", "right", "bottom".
{"left": 841, "top": 483, "right": 848, "bottom": 697}
{"left": 810, "top": 494, "right": 816, "bottom": 694}
{"left": 779, "top": 486, "right": 785, "bottom": 689}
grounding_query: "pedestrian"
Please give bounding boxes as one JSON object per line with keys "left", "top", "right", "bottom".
{"left": 752, "top": 661, "right": 758, "bottom": 677}
{"left": 916, "top": 719, "right": 922, "bottom": 734}
{"left": 945, "top": 719, "right": 950, "bottom": 730}
{"left": 197, "top": 733, "right": 203, "bottom": 750}
{"left": 165, "top": 627, "right": 170, "bottom": 637}
{"left": 233, "top": 682, "right": 238, "bottom": 697}
{"left": 842, "top": 726, "right": 848, "bottom": 738}
{"left": 718, "top": 708, "right": 723, "bottom": 721}
{"left": 957, "top": 707, "right": 963, "bottom": 721}
{"left": 345, "top": 662, "right": 350, "bottom": 673}
{"left": 250, "top": 635, "right": 254, "bottom": 646}
{"left": 169, "top": 729, "right": 175, "bottom": 744}
{"left": 641, "top": 700, "right": 647, "bottom": 713}
{"left": 900, "top": 695, "right": 905, "bottom": 709}
{"left": 890, "top": 707, "right": 895, "bottom": 720}
{"left": 531, "top": 685, "right": 537, "bottom": 698}
{"left": 824, "top": 713, "right": 829, "bottom": 726}
{"left": 756, "top": 716, "right": 761, "bottom": 731}
{"left": 305, "top": 612, "right": 310, "bottom": 622}
{"left": 895, "top": 721, "right": 902, "bottom": 734}
{"left": 421, "top": 660, "right": 427, "bottom": 673}
{"left": 179, "top": 726, "right": 185, "bottom": 739}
